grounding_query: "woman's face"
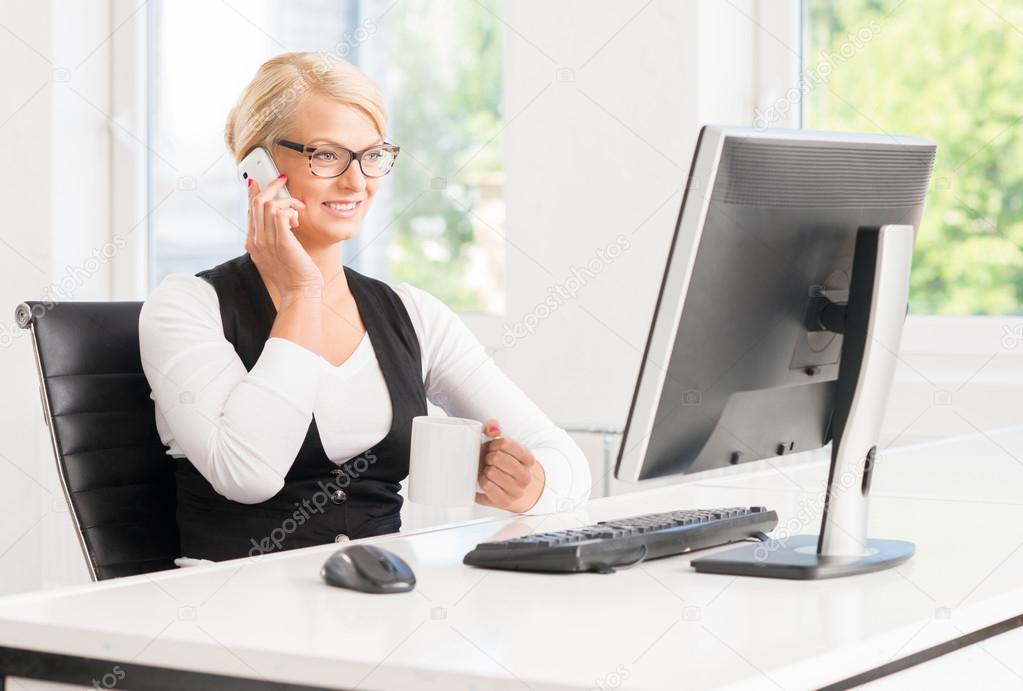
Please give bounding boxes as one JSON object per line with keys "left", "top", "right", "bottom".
{"left": 273, "top": 93, "right": 385, "bottom": 248}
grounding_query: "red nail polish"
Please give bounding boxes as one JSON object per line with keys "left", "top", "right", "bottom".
{"left": 278, "top": 173, "right": 286, "bottom": 180}
{"left": 247, "top": 178, "right": 253, "bottom": 187}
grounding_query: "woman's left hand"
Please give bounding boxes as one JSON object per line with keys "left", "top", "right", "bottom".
{"left": 476, "top": 419, "right": 546, "bottom": 513}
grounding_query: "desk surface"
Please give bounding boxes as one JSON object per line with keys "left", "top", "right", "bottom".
{"left": 862, "top": 625, "right": 1023, "bottom": 689}
{"left": 1, "top": 428, "right": 1023, "bottom": 690}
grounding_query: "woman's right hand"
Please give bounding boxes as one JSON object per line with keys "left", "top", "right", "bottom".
{"left": 245, "top": 174, "right": 322, "bottom": 299}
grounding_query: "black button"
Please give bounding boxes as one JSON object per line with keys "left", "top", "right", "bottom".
{"left": 330, "top": 489, "right": 347, "bottom": 504}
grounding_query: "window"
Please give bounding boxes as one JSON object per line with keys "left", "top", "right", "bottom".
{"left": 147, "top": 0, "right": 505, "bottom": 314}
{"left": 803, "top": 0, "right": 1023, "bottom": 315}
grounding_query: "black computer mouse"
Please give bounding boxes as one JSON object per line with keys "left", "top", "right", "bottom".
{"left": 320, "top": 544, "right": 416, "bottom": 594}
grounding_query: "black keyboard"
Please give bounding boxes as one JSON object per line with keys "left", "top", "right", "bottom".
{"left": 463, "top": 506, "right": 777, "bottom": 574}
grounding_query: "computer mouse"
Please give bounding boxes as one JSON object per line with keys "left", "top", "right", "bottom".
{"left": 320, "top": 544, "right": 416, "bottom": 594}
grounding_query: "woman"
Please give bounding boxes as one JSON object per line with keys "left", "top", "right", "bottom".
{"left": 139, "top": 52, "right": 591, "bottom": 561}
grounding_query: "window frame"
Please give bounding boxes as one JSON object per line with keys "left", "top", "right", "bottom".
{"left": 107, "top": 0, "right": 151, "bottom": 300}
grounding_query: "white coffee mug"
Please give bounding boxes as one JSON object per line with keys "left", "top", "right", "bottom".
{"left": 408, "top": 416, "right": 493, "bottom": 507}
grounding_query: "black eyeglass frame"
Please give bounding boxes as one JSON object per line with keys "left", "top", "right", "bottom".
{"left": 275, "top": 138, "right": 401, "bottom": 178}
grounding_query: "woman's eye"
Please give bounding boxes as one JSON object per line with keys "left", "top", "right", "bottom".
{"left": 313, "top": 151, "right": 338, "bottom": 162}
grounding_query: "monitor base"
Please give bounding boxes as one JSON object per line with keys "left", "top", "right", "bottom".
{"left": 690, "top": 534, "right": 914, "bottom": 580}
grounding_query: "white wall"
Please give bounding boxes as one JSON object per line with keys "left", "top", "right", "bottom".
{"left": 496, "top": 0, "right": 767, "bottom": 493}
{"left": 0, "top": 0, "right": 118, "bottom": 594}
{"left": 0, "top": 0, "right": 51, "bottom": 597}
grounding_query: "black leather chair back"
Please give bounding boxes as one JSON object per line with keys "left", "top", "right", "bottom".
{"left": 16, "top": 301, "right": 180, "bottom": 580}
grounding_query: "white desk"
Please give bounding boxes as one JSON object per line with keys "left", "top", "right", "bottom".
{"left": 862, "top": 626, "right": 1023, "bottom": 689}
{"left": 1, "top": 427, "right": 1023, "bottom": 690}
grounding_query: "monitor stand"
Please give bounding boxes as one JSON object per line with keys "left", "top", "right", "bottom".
{"left": 691, "top": 225, "right": 916, "bottom": 579}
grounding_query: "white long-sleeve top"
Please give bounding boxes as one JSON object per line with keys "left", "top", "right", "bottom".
{"left": 138, "top": 272, "right": 591, "bottom": 516}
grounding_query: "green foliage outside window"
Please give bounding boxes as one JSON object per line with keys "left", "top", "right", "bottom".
{"left": 386, "top": 1, "right": 504, "bottom": 313}
{"left": 805, "top": 0, "right": 1023, "bottom": 314}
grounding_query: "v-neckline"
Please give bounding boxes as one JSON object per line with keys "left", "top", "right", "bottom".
{"left": 322, "top": 330, "right": 370, "bottom": 371}
{"left": 234, "top": 253, "right": 415, "bottom": 448}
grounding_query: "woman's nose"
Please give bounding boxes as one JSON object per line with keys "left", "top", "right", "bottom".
{"left": 337, "top": 162, "right": 367, "bottom": 191}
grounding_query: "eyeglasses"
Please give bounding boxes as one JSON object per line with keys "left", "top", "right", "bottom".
{"left": 276, "top": 138, "right": 400, "bottom": 178}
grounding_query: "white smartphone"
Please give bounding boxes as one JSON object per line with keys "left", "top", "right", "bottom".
{"left": 238, "top": 147, "right": 291, "bottom": 199}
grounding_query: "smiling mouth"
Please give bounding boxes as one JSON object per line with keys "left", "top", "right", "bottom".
{"left": 323, "top": 201, "right": 360, "bottom": 212}
{"left": 321, "top": 200, "right": 362, "bottom": 219}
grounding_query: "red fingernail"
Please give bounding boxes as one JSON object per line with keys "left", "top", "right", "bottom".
{"left": 277, "top": 173, "right": 286, "bottom": 180}
{"left": 247, "top": 178, "right": 253, "bottom": 187}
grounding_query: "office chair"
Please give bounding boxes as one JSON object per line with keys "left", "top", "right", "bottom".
{"left": 16, "top": 301, "right": 180, "bottom": 580}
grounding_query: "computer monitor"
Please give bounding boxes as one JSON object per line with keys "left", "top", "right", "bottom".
{"left": 615, "top": 126, "right": 936, "bottom": 579}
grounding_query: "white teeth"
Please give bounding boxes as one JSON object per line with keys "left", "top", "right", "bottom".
{"left": 325, "top": 201, "right": 358, "bottom": 211}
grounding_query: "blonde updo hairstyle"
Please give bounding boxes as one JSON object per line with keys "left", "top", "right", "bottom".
{"left": 224, "top": 51, "right": 388, "bottom": 165}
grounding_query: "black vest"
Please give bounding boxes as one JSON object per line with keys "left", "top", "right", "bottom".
{"left": 174, "top": 253, "right": 428, "bottom": 561}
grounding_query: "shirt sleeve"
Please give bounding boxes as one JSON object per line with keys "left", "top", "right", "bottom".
{"left": 395, "top": 282, "right": 592, "bottom": 514}
{"left": 138, "top": 273, "right": 323, "bottom": 504}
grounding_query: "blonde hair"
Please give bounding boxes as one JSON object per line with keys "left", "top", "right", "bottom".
{"left": 224, "top": 51, "right": 387, "bottom": 164}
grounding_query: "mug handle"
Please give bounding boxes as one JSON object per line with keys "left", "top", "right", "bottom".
{"left": 477, "top": 428, "right": 502, "bottom": 493}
